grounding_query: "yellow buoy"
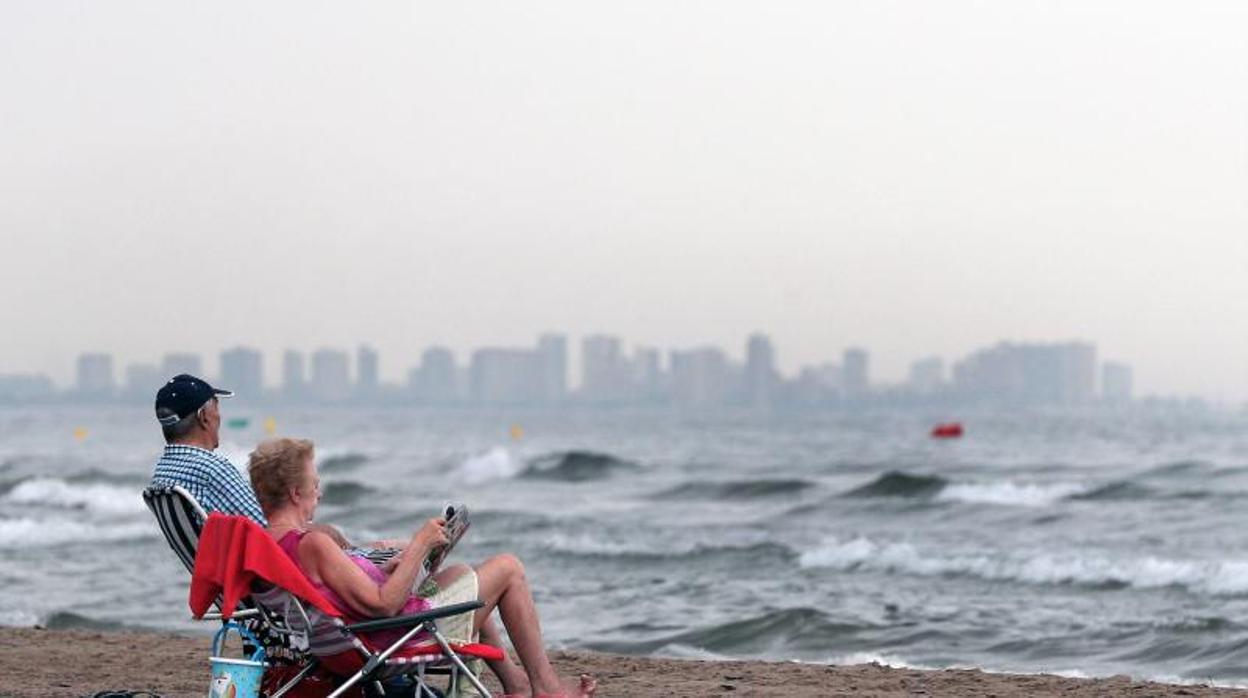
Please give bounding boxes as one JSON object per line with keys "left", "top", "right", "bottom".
{"left": 509, "top": 424, "right": 524, "bottom": 441}
{"left": 72, "top": 426, "right": 88, "bottom": 442}
{"left": 263, "top": 416, "right": 277, "bottom": 435}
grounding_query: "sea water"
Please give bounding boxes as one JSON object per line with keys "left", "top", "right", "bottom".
{"left": 3, "top": 405, "right": 1248, "bottom": 685}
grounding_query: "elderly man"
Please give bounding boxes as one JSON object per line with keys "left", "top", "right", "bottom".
{"left": 148, "top": 374, "right": 269, "bottom": 524}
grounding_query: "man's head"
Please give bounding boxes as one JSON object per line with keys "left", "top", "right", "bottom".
{"left": 154, "top": 374, "right": 233, "bottom": 447}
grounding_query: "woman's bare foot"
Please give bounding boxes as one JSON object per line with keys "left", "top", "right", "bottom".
{"left": 535, "top": 673, "right": 597, "bottom": 698}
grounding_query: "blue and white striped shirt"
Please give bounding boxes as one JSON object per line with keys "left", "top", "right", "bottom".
{"left": 150, "top": 444, "right": 267, "bottom": 525}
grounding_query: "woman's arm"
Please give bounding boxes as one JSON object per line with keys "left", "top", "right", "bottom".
{"left": 299, "top": 519, "right": 447, "bottom": 618}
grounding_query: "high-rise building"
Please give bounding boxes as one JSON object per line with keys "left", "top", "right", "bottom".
{"left": 536, "top": 334, "right": 567, "bottom": 404}
{"left": 282, "top": 350, "right": 306, "bottom": 401}
{"left": 795, "top": 363, "right": 841, "bottom": 405}
{"left": 632, "top": 347, "right": 663, "bottom": 403}
{"left": 1102, "top": 361, "right": 1133, "bottom": 403}
{"left": 744, "top": 333, "right": 777, "bottom": 408}
{"left": 356, "top": 345, "right": 379, "bottom": 397}
{"left": 469, "top": 348, "right": 541, "bottom": 405}
{"left": 581, "top": 335, "right": 628, "bottom": 403}
{"left": 410, "top": 346, "right": 458, "bottom": 403}
{"left": 310, "top": 349, "right": 351, "bottom": 402}
{"left": 669, "top": 347, "right": 730, "bottom": 407}
{"left": 220, "top": 347, "right": 264, "bottom": 399}
{"left": 952, "top": 343, "right": 1022, "bottom": 399}
{"left": 908, "top": 356, "right": 944, "bottom": 394}
{"left": 842, "top": 348, "right": 870, "bottom": 399}
{"left": 1056, "top": 342, "right": 1097, "bottom": 404}
{"left": 161, "top": 353, "right": 202, "bottom": 380}
{"left": 77, "top": 353, "right": 115, "bottom": 399}
{"left": 124, "top": 363, "right": 162, "bottom": 400}
{"left": 952, "top": 341, "right": 1097, "bottom": 405}
{"left": 0, "top": 374, "right": 54, "bottom": 402}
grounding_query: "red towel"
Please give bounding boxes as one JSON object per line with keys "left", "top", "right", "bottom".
{"left": 190, "top": 513, "right": 341, "bottom": 620}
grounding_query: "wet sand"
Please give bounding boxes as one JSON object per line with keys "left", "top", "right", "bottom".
{"left": 0, "top": 627, "right": 1242, "bottom": 697}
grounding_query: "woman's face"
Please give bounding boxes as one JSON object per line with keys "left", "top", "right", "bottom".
{"left": 295, "top": 456, "right": 321, "bottom": 522}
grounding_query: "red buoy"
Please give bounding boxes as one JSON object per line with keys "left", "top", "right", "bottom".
{"left": 931, "top": 422, "right": 964, "bottom": 439}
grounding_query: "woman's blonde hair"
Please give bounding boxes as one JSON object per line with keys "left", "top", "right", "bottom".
{"left": 248, "top": 437, "right": 315, "bottom": 515}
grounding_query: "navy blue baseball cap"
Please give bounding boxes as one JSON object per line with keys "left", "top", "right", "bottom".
{"left": 154, "top": 374, "right": 233, "bottom": 426}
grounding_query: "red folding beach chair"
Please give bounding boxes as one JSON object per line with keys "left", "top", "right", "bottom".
{"left": 191, "top": 514, "right": 505, "bottom": 698}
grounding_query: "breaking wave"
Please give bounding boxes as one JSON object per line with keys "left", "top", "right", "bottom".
{"left": 539, "top": 532, "right": 796, "bottom": 565}
{"left": 522, "top": 451, "right": 639, "bottom": 482}
{"left": 0, "top": 516, "right": 156, "bottom": 548}
{"left": 319, "top": 452, "right": 370, "bottom": 473}
{"left": 799, "top": 536, "right": 1248, "bottom": 596}
{"left": 588, "top": 607, "right": 872, "bottom": 655}
{"left": 937, "top": 481, "right": 1087, "bottom": 507}
{"left": 457, "top": 447, "right": 524, "bottom": 484}
{"left": 655, "top": 478, "right": 816, "bottom": 500}
{"left": 838, "top": 470, "right": 1226, "bottom": 507}
{"left": 320, "top": 481, "right": 375, "bottom": 505}
{"left": 65, "top": 468, "right": 147, "bottom": 486}
{"left": 843, "top": 472, "right": 948, "bottom": 498}
{"left": 1072, "top": 481, "right": 1159, "bottom": 501}
{"left": 2, "top": 478, "right": 146, "bottom": 516}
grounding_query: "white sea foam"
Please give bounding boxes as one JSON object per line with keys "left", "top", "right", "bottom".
{"left": 936, "top": 481, "right": 1087, "bottom": 507}
{"left": 827, "top": 651, "right": 937, "bottom": 670}
{"left": 458, "top": 447, "right": 522, "bottom": 484}
{"left": 799, "top": 536, "right": 1248, "bottom": 596}
{"left": 539, "top": 531, "right": 655, "bottom": 557}
{"left": 536, "top": 530, "right": 780, "bottom": 560}
{"left": 0, "top": 609, "right": 39, "bottom": 627}
{"left": 0, "top": 516, "right": 156, "bottom": 548}
{"left": 3, "top": 478, "right": 146, "bottom": 516}
{"left": 656, "top": 643, "right": 732, "bottom": 661}
{"left": 827, "top": 658, "right": 1248, "bottom": 691}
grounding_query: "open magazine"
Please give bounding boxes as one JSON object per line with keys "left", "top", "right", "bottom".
{"left": 423, "top": 501, "right": 470, "bottom": 576}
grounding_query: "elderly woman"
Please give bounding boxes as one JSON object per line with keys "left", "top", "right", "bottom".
{"left": 248, "top": 437, "right": 595, "bottom": 698}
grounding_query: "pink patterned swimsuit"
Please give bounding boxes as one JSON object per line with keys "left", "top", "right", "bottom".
{"left": 276, "top": 530, "right": 432, "bottom": 647}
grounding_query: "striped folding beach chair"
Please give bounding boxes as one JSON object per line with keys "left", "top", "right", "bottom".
{"left": 143, "top": 485, "right": 315, "bottom": 694}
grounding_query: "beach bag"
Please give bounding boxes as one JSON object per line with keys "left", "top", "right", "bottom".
{"left": 208, "top": 623, "right": 266, "bottom": 698}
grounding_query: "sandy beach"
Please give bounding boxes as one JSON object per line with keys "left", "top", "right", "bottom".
{"left": 0, "top": 627, "right": 1242, "bottom": 697}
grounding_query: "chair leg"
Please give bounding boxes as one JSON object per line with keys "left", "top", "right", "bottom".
{"left": 428, "top": 628, "right": 492, "bottom": 698}
{"left": 328, "top": 621, "right": 430, "bottom": 698}
{"left": 269, "top": 659, "right": 320, "bottom": 698}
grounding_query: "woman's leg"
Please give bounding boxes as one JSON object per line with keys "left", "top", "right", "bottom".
{"left": 473, "top": 554, "right": 595, "bottom": 697}
{"left": 478, "top": 614, "right": 531, "bottom": 695}
{"left": 432, "top": 564, "right": 530, "bottom": 695}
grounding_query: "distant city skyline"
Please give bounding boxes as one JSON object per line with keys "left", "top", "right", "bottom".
{"left": 0, "top": 332, "right": 1150, "bottom": 409}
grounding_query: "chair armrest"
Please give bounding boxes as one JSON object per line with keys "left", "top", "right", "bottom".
{"left": 198, "top": 608, "right": 262, "bottom": 621}
{"left": 344, "top": 601, "right": 483, "bottom": 634}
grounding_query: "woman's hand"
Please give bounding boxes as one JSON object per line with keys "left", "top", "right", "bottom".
{"left": 411, "top": 517, "right": 449, "bottom": 552}
{"left": 379, "top": 552, "right": 403, "bottom": 574}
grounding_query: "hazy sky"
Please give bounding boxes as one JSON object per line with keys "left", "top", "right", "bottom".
{"left": 2, "top": 2, "right": 1245, "bottom": 398}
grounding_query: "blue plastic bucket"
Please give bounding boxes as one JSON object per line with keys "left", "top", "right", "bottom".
{"left": 208, "top": 622, "right": 266, "bottom": 698}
